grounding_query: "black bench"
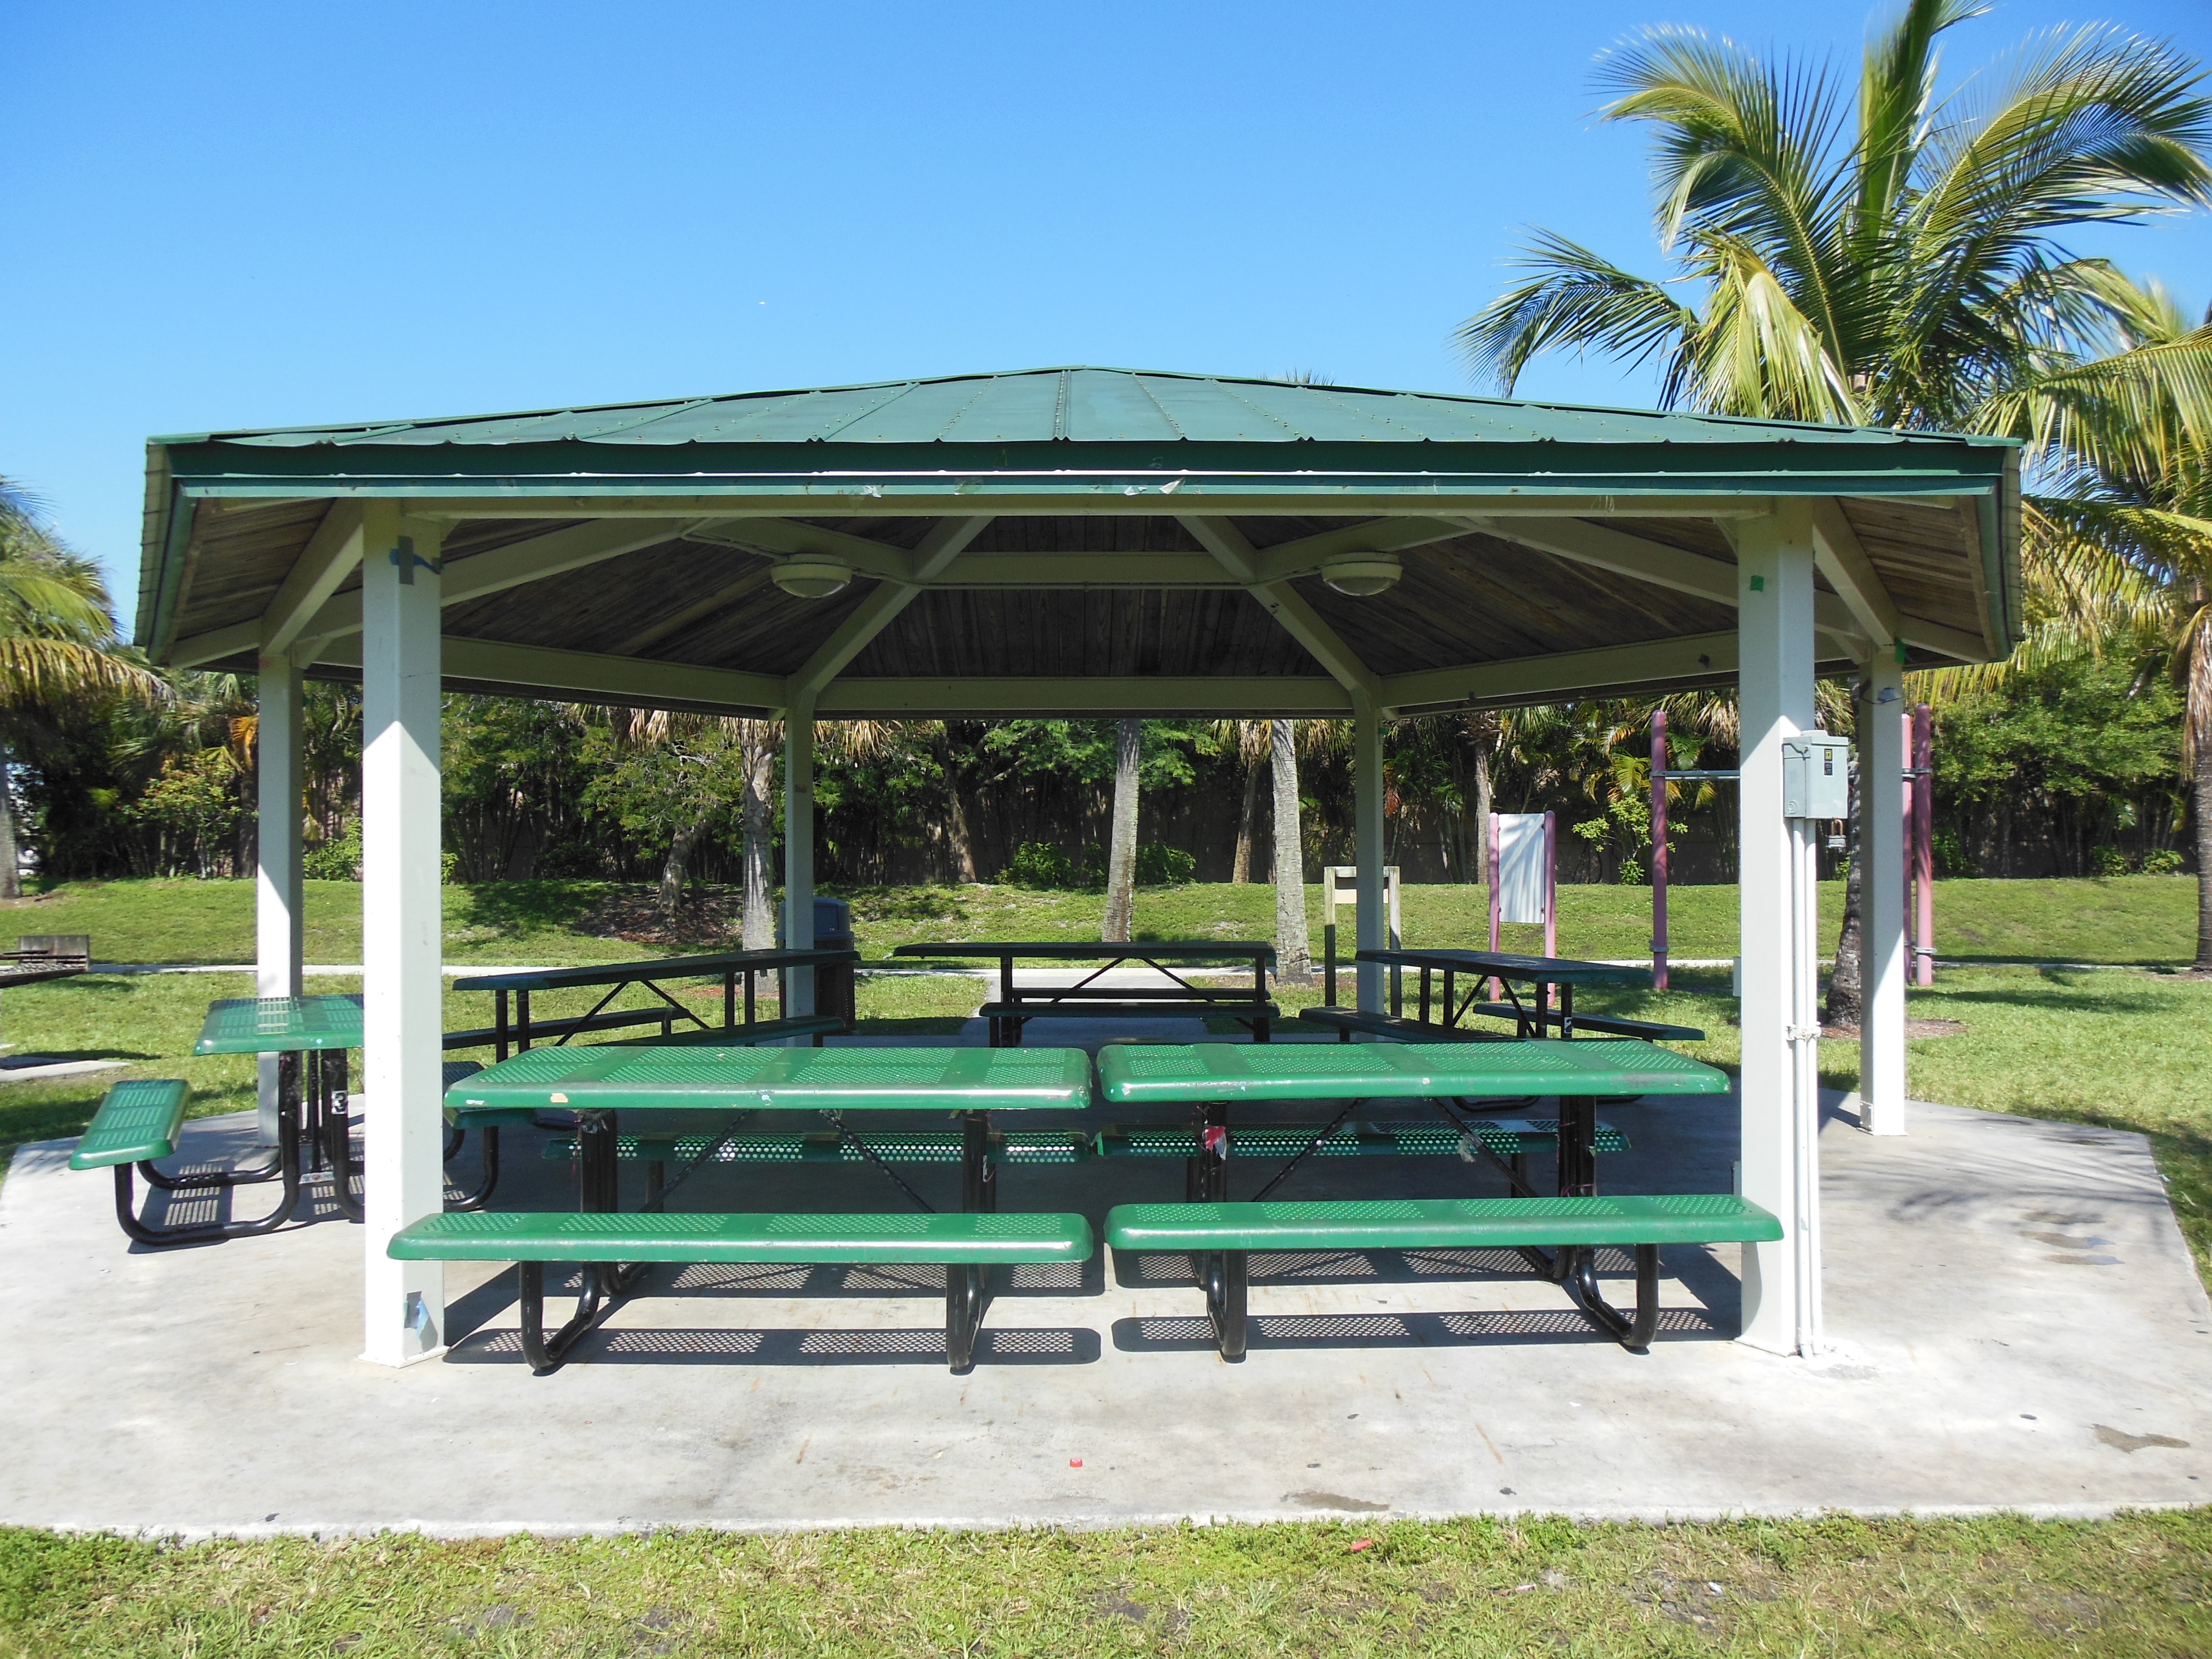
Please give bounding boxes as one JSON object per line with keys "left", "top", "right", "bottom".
{"left": 390, "top": 1209, "right": 1095, "bottom": 1374}
{"left": 1298, "top": 1003, "right": 1703, "bottom": 1044}
{"left": 979, "top": 998, "right": 1278, "bottom": 1045}
{"left": 1106, "top": 1194, "right": 1781, "bottom": 1359}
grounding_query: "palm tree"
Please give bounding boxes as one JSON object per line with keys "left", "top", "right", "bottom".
{"left": 1981, "top": 275, "right": 2212, "bottom": 967}
{"left": 0, "top": 478, "right": 165, "bottom": 897}
{"left": 1458, "top": 0, "right": 2212, "bottom": 984}
{"left": 1269, "top": 718, "right": 1313, "bottom": 983}
{"left": 1458, "top": 2, "right": 2212, "bottom": 428}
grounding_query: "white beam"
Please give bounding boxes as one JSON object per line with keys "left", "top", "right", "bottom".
{"left": 689, "top": 517, "right": 917, "bottom": 582}
{"left": 816, "top": 677, "right": 1354, "bottom": 716}
{"left": 396, "top": 493, "right": 1791, "bottom": 521}
{"left": 1179, "top": 515, "right": 1383, "bottom": 703}
{"left": 1384, "top": 633, "right": 1744, "bottom": 710}
{"left": 262, "top": 503, "right": 365, "bottom": 656}
{"left": 300, "top": 518, "right": 702, "bottom": 642}
{"left": 1249, "top": 517, "right": 1469, "bottom": 582}
{"left": 170, "top": 621, "right": 264, "bottom": 669}
{"left": 360, "top": 509, "right": 445, "bottom": 1368}
{"left": 1466, "top": 515, "right": 1865, "bottom": 643}
{"left": 1734, "top": 500, "right": 1817, "bottom": 1356}
{"left": 254, "top": 649, "right": 304, "bottom": 1148}
{"left": 787, "top": 516, "right": 991, "bottom": 699}
{"left": 317, "top": 635, "right": 784, "bottom": 712}
{"left": 1860, "top": 650, "right": 1907, "bottom": 1134}
{"left": 1810, "top": 499, "right": 1900, "bottom": 647}
{"left": 612, "top": 568, "right": 775, "bottom": 657}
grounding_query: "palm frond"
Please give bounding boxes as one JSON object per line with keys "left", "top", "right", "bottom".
{"left": 1454, "top": 231, "right": 1698, "bottom": 395}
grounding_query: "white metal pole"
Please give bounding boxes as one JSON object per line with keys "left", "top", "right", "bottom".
{"left": 1860, "top": 652, "right": 1907, "bottom": 1134}
{"left": 1732, "top": 502, "right": 1816, "bottom": 1355}
{"left": 254, "top": 649, "right": 305, "bottom": 1148}
{"left": 783, "top": 695, "right": 817, "bottom": 1019}
{"left": 1352, "top": 697, "right": 1385, "bottom": 1013}
{"left": 360, "top": 508, "right": 446, "bottom": 1367}
{"left": 1789, "top": 814, "right": 1824, "bottom": 1354}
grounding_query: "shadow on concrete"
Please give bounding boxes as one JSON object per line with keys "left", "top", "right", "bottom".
{"left": 447, "top": 1324, "right": 1102, "bottom": 1367}
{"left": 1112, "top": 1307, "right": 1724, "bottom": 1352}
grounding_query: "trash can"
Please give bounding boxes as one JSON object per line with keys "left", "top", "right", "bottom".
{"left": 781, "top": 895, "right": 856, "bottom": 1031}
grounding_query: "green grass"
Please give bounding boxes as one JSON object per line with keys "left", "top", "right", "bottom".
{"left": 7, "top": 872, "right": 2197, "bottom": 968}
{"left": 3, "top": 1510, "right": 2207, "bottom": 1656}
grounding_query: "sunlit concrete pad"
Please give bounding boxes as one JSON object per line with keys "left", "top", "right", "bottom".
{"left": 2, "top": 1086, "right": 2207, "bottom": 1537}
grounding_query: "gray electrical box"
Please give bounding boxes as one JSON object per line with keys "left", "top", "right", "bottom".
{"left": 1781, "top": 733, "right": 1851, "bottom": 818}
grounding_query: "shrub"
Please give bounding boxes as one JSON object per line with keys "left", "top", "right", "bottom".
{"left": 303, "top": 822, "right": 361, "bottom": 881}
{"left": 1135, "top": 842, "right": 1197, "bottom": 887}
{"left": 2143, "top": 848, "right": 2186, "bottom": 876}
{"left": 1005, "top": 841, "right": 1077, "bottom": 890}
{"left": 2092, "top": 843, "right": 2130, "bottom": 878}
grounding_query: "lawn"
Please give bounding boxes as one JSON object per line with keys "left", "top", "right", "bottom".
{"left": 2, "top": 1510, "right": 2205, "bottom": 1657}
{"left": 1, "top": 877, "right": 2205, "bottom": 1656}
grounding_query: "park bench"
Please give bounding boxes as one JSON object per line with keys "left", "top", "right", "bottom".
{"left": 1297, "top": 1004, "right": 1702, "bottom": 1043}
{"left": 388, "top": 1208, "right": 1094, "bottom": 1374}
{"left": 1095, "top": 1118, "right": 1628, "bottom": 1162}
{"left": 71, "top": 1077, "right": 304, "bottom": 1246}
{"left": 890, "top": 941, "right": 1278, "bottom": 1046}
{"left": 1105, "top": 1193, "right": 1781, "bottom": 1359}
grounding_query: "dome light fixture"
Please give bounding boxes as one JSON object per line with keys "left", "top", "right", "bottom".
{"left": 1319, "top": 552, "right": 1402, "bottom": 598}
{"left": 770, "top": 555, "right": 853, "bottom": 600}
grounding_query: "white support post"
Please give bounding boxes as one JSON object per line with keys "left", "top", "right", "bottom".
{"left": 1860, "top": 649, "right": 1907, "bottom": 1134}
{"left": 254, "top": 650, "right": 305, "bottom": 1148}
{"left": 360, "top": 507, "right": 446, "bottom": 1367}
{"left": 1733, "top": 503, "right": 1817, "bottom": 1355}
{"left": 1353, "top": 697, "right": 1385, "bottom": 1013}
{"left": 783, "top": 695, "right": 817, "bottom": 1018}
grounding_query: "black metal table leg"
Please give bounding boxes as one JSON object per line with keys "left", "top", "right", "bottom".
{"left": 321, "top": 1049, "right": 363, "bottom": 1223}
{"left": 115, "top": 1086, "right": 305, "bottom": 1246}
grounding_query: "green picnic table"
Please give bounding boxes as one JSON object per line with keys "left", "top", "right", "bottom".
{"left": 446, "top": 1043, "right": 1095, "bottom": 1219}
{"left": 191, "top": 994, "right": 366, "bottom": 1224}
{"left": 1096, "top": 1038, "right": 1727, "bottom": 1204}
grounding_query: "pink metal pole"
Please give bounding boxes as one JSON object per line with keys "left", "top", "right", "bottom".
{"left": 1913, "top": 703, "right": 1935, "bottom": 986}
{"left": 1542, "top": 809, "right": 1558, "bottom": 1017}
{"left": 1902, "top": 709, "right": 1917, "bottom": 974}
{"left": 1487, "top": 810, "right": 1502, "bottom": 999}
{"left": 1650, "top": 709, "right": 1669, "bottom": 991}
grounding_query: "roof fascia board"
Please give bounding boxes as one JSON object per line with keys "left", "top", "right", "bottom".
{"left": 260, "top": 502, "right": 366, "bottom": 656}
{"left": 1383, "top": 633, "right": 1745, "bottom": 710}
{"left": 389, "top": 494, "right": 1798, "bottom": 520}
{"left": 787, "top": 516, "right": 992, "bottom": 701}
{"left": 815, "top": 677, "right": 1354, "bottom": 717}
{"left": 298, "top": 517, "right": 705, "bottom": 644}
{"left": 1178, "top": 515, "right": 1382, "bottom": 706}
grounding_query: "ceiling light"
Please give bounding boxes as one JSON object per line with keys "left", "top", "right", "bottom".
{"left": 770, "top": 555, "right": 853, "bottom": 599}
{"left": 1319, "top": 553, "right": 1402, "bottom": 597}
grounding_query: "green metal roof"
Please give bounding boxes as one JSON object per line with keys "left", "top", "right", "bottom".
{"left": 160, "top": 366, "right": 2004, "bottom": 451}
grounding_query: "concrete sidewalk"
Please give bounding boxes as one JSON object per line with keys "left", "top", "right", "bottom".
{"left": 1, "top": 1075, "right": 2206, "bottom": 1537}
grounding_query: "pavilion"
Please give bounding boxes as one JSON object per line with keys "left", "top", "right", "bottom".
{"left": 134, "top": 367, "right": 2021, "bottom": 1368}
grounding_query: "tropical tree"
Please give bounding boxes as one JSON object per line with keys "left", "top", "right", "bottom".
{"left": 1457, "top": 0, "right": 2212, "bottom": 985}
{"left": 0, "top": 478, "right": 165, "bottom": 895}
{"left": 1981, "top": 274, "right": 2212, "bottom": 966}
{"left": 1100, "top": 718, "right": 1142, "bottom": 942}
{"left": 1269, "top": 718, "right": 1312, "bottom": 982}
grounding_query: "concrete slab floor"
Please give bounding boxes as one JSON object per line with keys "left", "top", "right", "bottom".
{"left": 1, "top": 1051, "right": 2207, "bottom": 1537}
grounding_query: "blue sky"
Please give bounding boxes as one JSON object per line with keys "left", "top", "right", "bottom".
{"left": 5, "top": 0, "right": 2210, "bottom": 614}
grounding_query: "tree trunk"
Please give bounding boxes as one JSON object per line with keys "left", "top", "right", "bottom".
{"left": 1826, "top": 741, "right": 1864, "bottom": 1026}
{"left": 2192, "top": 624, "right": 2212, "bottom": 972}
{"left": 1271, "top": 718, "right": 1312, "bottom": 983}
{"left": 948, "top": 781, "right": 978, "bottom": 884}
{"left": 1101, "top": 718, "right": 1141, "bottom": 942}
{"left": 1473, "top": 738, "right": 1493, "bottom": 893}
{"left": 1232, "top": 750, "right": 1260, "bottom": 883}
{"left": 0, "top": 739, "right": 19, "bottom": 901}
{"left": 658, "top": 815, "right": 709, "bottom": 920}
{"left": 741, "top": 736, "right": 775, "bottom": 950}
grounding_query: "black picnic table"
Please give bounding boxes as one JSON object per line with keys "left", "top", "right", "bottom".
{"left": 890, "top": 939, "right": 1277, "bottom": 1046}
{"left": 1354, "top": 947, "right": 1670, "bottom": 1040}
{"left": 448, "top": 947, "right": 860, "bottom": 1060}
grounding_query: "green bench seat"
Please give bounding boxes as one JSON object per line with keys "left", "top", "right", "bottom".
{"left": 390, "top": 1208, "right": 1095, "bottom": 1375}
{"left": 1453, "top": 1002, "right": 1707, "bottom": 1043}
{"left": 1298, "top": 1004, "right": 1705, "bottom": 1045}
{"left": 1105, "top": 1194, "right": 1780, "bottom": 1358}
{"left": 74, "top": 1078, "right": 304, "bottom": 1247}
{"left": 70, "top": 1078, "right": 190, "bottom": 1169}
